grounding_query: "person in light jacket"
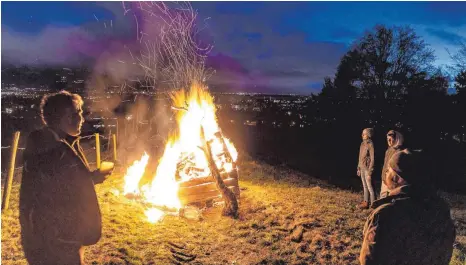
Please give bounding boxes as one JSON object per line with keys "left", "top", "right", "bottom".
{"left": 379, "top": 130, "right": 404, "bottom": 199}
{"left": 357, "top": 128, "right": 375, "bottom": 209}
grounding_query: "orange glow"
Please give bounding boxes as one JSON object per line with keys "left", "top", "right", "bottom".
{"left": 122, "top": 83, "right": 238, "bottom": 223}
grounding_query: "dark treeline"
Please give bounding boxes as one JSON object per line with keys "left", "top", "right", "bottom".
{"left": 219, "top": 25, "right": 466, "bottom": 194}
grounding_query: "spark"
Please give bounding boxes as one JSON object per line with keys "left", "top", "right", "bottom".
{"left": 122, "top": 1, "right": 214, "bottom": 92}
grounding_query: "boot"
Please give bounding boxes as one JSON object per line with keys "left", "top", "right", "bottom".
{"left": 358, "top": 201, "right": 369, "bottom": 210}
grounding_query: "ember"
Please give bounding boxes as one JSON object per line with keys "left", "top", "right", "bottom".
{"left": 122, "top": 84, "right": 239, "bottom": 222}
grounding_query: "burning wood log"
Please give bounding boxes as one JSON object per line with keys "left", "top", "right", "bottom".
{"left": 215, "top": 131, "right": 240, "bottom": 184}
{"left": 200, "top": 126, "right": 238, "bottom": 218}
{"left": 178, "top": 178, "right": 239, "bottom": 197}
{"left": 178, "top": 172, "right": 233, "bottom": 187}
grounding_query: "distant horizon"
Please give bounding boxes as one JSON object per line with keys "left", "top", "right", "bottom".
{"left": 0, "top": 82, "right": 317, "bottom": 97}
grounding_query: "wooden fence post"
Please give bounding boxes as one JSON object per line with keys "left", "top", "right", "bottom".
{"left": 116, "top": 118, "right": 119, "bottom": 146}
{"left": 107, "top": 130, "right": 112, "bottom": 152}
{"left": 112, "top": 134, "right": 117, "bottom": 162}
{"left": 2, "top": 131, "right": 21, "bottom": 212}
{"left": 95, "top": 133, "right": 101, "bottom": 169}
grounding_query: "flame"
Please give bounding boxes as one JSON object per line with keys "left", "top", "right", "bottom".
{"left": 122, "top": 83, "right": 238, "bottom": 223}
{"left": 142, "top": 141, "right": 181, "bottom": 209}
{"left": 123, "top": 152, "right": 150, "bottom": 195}
{"left": 145, "top": 208, "right": 165, "bottom": 223}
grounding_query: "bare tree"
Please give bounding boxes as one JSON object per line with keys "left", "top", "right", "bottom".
{"left": 447, "top": 41, "right": 466, "bottom": 74}
{"left": 447, "top": 41, "right": 466, "bottom": 95}
{"left": 333, "top": 25, "right": 435, "bottom": 100}
{"left": 455, "top": 70, "right": 466, "bottom": 95}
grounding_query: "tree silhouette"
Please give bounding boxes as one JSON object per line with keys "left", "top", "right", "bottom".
{"left": 448, "top": 41, "right": 466, "bottom": 74}
{"left": 330, "top": 25, "right": 435, "bottom": 100}
{"left": 455, "top": 70, "right": 466, "bottom": 95}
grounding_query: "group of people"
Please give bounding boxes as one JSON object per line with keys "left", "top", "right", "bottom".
{"left": 357, "top": 128, "right": 456, "bottom": 264}
{"left": 18, "top": 90, "right": 457, "bottom": 265}
{"left": 357, "top": 128, "right": 405, "bottom": 208}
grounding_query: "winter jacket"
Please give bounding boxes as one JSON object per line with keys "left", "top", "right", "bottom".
{"left": 19, "top": 127, "right": 103, "bottom": 250}
{"left": 360, "top": 185, "right": 456, "bottom": 265}
{"left": 358, "top": 139, "right": 375, "bottom": 175}
{"left": 381, "top": 130, "right": 404, "bottom": 182}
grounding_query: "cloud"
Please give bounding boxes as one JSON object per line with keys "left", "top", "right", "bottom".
{"left": 1, "top": 25, "right": 89, "bottom": 65}
{"left": 1, "top": 1, "right": 138, "bottom": 67}
{"left": 5, "top": 1, "right": 466, "bottom": 94}
{"left": 194, "top": 2, "right": 348, "bottom": 94}
{"left": 425, "top": 3, "right": 466, "bottom": 26}
{"left": 425, "top": 28, "right": 466, "bottom": 46}
{"left": 412, "top": 24, "right": 466, "bottom": 68}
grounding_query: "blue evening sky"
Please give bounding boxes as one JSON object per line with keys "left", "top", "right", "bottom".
{"left": 2, "top": 1, "right": 466, "bottom": 94}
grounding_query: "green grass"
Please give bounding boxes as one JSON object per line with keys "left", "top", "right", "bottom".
{"left": 2, "top": 157, "right": 465, "bottom": 265}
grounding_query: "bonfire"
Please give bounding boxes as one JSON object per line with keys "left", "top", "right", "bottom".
{"left": 122, "top": 83, "right": 239, "bottom": 222}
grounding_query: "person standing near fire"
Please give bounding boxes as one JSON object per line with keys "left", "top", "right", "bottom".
{"left": 19, "top": 91, "right": 113, "bottom": 265}
{"left": 357, "top": 128, "right": 375, "bottom": 209}
{"left": 359, "top": 149, "right": 456, "bottom": 265}
{"left": 379, "top": 130, "right": 404, "bottom": 199}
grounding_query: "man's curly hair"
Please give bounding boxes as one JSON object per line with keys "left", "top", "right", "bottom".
{"left": 40, "top": 90, "right": 83, "bottom": 126}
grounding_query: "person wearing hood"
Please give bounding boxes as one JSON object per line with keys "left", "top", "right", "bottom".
{"left": 380, "top": 130, "right": 404, "bottom": 199}
{"left": 359, "top": 149, "right": 456, "bottom": 265}
{"left": 357, "top": 128, "right": 375, "bottom": 209}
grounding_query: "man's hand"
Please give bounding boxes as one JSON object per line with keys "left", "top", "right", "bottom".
{"left": 92, "top": 170, "right": 113, "bottom": 184}
{"left": 93, "top": 161, "right": 115, "bottom": 184}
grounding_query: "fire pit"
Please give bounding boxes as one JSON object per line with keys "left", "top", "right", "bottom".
{"left": 121, "top": 84, "right": 240, "bottom": 222}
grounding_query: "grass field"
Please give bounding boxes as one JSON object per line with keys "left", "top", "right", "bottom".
{"left": 2, "top": 156, "right": 465, "bottom": 265}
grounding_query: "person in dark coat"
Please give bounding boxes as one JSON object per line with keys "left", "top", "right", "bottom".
{"left": 360, "top": 149, "right": 456, "bottom": 265}
{"left": 379, "top": 130, "right": 404, "bottom": 199}
{"left": 357, "top": 128, "right": 375, "bottom": 209}
{"left": 19, "top": 91, "right": 112, "bottom": 265}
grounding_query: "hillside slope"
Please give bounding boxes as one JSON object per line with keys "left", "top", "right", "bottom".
{"left": 2, "top": 157, "right": 465, "bottom": 265}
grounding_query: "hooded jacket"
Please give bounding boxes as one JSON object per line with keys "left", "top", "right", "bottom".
{"left": 381, "top": 130, "right": 404, "bottom": 182}
{"left": 360, "top": 185, "right": 456, "bottom": 265}
{"left": 19, "top": 127, "right": 102, "bottom": 248}
{"left": 358, "top": 128, "right": 375, "bottom": 174}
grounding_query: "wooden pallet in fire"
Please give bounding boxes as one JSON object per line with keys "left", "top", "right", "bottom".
{"left": 178, "top": 169, "right": 240, "bottom": 205}
{"left": 176, "top": 130, "right": 240, "bottom": 206}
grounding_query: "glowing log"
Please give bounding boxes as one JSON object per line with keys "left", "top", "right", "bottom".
{"left": 200, "top": 126, "right": 238, "bottom": 217}
{"left": 178, "top": 172, "right": 233, "bottom": 187}
{"left": 178, "top": 178, "right": 239, "bottom": 197}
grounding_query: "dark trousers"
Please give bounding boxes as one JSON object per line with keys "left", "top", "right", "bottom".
{"left": 23, "top": 236, "right": 84, "bottom": 265}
